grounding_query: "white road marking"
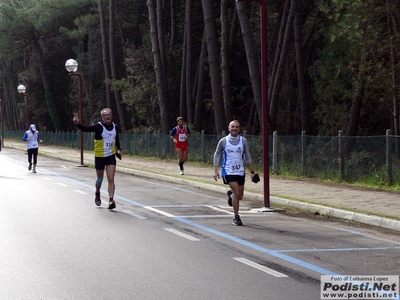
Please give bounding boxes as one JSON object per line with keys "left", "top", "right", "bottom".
{"left": 74, "top": 190, "right": 87, "bottom": 195}
{"left": 205, "top": 205, "right": 232, "bottom": 214}
{"left": 233, "top": 257, "right": 288, "bottom": 278}
{"left": 123, "top": 210, "right": 147, "bottom": 220}
{"left": 144, "top": 206, "right": 175, "bottom": 217}
{"left": 176, "top": 215, "right": 234, "bottom": 218}
{"left": 57, "top": 182, "right": 68, "bottom": 187}
{"left": 164, "top": 228, "right": 200, "bottom": 241}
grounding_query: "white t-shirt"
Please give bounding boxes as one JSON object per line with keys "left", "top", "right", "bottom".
{"left": 221, "top": 136, "right": 245, "bottom": 176}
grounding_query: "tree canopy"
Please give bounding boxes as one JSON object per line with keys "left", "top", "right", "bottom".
{"left": 0, "top": 0, "right": 399, "bottom": 137}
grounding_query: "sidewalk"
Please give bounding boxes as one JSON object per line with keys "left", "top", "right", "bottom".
{"left": 6, "top": 141, "right": 400, "bottom": 232}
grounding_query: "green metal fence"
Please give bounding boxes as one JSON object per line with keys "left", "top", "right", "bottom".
{"left": 5, "top": 130, "right": 400, "bottom": 185}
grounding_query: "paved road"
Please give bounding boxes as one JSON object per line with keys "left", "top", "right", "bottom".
{"left": 1, "top": 149, "right": 400, "bottom": 299}
{"left": 3, "top": 141, "right": 400, "bottom": 232}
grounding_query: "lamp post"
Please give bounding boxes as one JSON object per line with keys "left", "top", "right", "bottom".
{"left": 65, "top": 59, "right": 84, "bottom": 166}
{"left": 0, "top": 99, "right": 3, "bottom": 148}
{"left": 17, "top": 84, "right": 30, "bottom": 129}
{"left": 236, "top": 0, "right": 271, "bottom": 210}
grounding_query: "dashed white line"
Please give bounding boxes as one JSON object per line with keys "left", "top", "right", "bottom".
{"left": 205, "top": 205, "right": 232, "bottom": 214}
{"left": 144, "top": 206, "right": 175, "bottom": 217}
{"left": 57, "top": 182, "right": 68, "bottom": 187}
{"left": 233, "top": 257, "right": 288, "bottom": 278}
{"left": 176, "top": 215, "right": 234, "bottom": 218}
{"left": 164, "top": 228, "right": 200, "bottom": 241}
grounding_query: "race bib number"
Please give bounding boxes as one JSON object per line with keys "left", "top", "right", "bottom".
{"left": 178, "top": 133, "right": 186, "bottom": 142}
{"left": 230, "top": 159, "right": 243, "bottom": 173}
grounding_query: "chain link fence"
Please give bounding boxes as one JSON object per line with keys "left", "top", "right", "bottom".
{"left": 5, "top": 130, "right": 400, "bottom": 185}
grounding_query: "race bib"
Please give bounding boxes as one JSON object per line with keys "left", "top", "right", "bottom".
{"left": 230, "top": 160, "right": 243, "bottom": 173}
{"left": 178, "top": 133, "right": 186, "bottom": 142}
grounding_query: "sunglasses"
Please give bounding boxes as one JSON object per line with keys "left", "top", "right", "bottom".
{"left": 102, "top": 113, "right": 112, "bottom": 117}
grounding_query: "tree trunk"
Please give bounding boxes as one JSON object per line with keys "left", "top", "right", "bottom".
{"left": 194, "top": 32, "right": 207, "bottom": 131}
{"left": 269, "top": 0, "right": 297, "bottom": 131}
{"left": 86, "top": 31, "right": 95, "bottom": 119}
{"left": 179, "top": 27, "right": 187, "bottom": 117}
{"left": 98, "top": 0, "right": 113, "bottom": 109}
{"left": 1, "top": 59, "right": 19, "bottom": 130}
{"left": 201, "top": 0, "right": 226, "bottom": 134}
{"left": 293, "top": 6, "right": 310, "bottom": 134}
{"left": 32, "top": 34, "right": 62, "bottom": 131}
{"left": 147, "top": 0, "right": 170, "bottom": 133}
{"left": 109, "top": 0, "right": 126, "bottom": 132}
{"left": 157, "top": 0, "right": 168, "bottom": 89}
{"left": 346, "top": 68, "right": 364, "bottom": 137}
{"left": 269, "top": 0, "right": 290, "bottom": 101}
{"left": 346, "top": 16, "right": 373, "bottom": 137}
{"left": 220, "top": 0, "right": 233, "bottom": 123}
{"left": 185, "top": 0, "right": 194, "bottom": 125}
{"left": 236, "top": 2, "right": 262, "bottom": 124}
{"left": 169, "top": 0, "right": 176, "bottom": 51}
{"left": 388, "top": 11, "right": 400, "bottom": 157}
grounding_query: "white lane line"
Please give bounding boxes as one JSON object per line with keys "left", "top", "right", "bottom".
{"left": 43, "top": 177, "right": 52, "bottom": 180}
{"left": 233, "top": 257, "right": 288, "bottom": 278}
{"left": 57, "top": 182, "right": 68, "bottom": 187}
{"left": 176, "top": 215, "right": 234, "bottom": 218}
{"left": 123, "top": 210, "right": 147, "bottom": 220}
{"left": 180, "top": 214, "right": 268, "bottom": 219}
{"left": 320, "top": 224, "right": 400, "bottom": 246}
{"left": 74, "top": 190, "right": 87, "bottom": 195}
{"left": 144, "top": 206, "right": 175, "bottom": 217}
{"left": 164, "top": 228, "right": 200, "bottom": 241}
{"left": 205, "top": 205, "right": 232, "bottom": 214}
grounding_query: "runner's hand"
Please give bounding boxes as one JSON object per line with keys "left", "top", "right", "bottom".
{"left": 213, "top": 171, "right": 219, "bottom": 181}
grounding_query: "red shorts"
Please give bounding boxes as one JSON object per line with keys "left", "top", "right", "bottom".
{"left": 175, "top": 144, "right": 188, "bottom": 151}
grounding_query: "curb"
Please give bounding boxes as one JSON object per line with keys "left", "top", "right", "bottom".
{"left": 269, "top": 197, "right": 400, "bottom": 232}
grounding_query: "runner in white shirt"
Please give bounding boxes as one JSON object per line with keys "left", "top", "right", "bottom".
{"left": 73, "top": 108, "right": 122, "bottom": 209}
{"left": 213, "top": 120, "right": 256, "bottom": 226}
{"left": 22, "top": 124, "right": 43, "bottom": 173}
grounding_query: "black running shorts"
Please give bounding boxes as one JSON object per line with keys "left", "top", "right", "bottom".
{"left": 95, "top": 155, "right": 116, "bottom": 170}
{"left": 222, "top": 175, "right": 245, "bottom": 186}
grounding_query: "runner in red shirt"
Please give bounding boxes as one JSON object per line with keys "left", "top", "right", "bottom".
{"left": 170, "top": 117, "right": 191, "bottom": 175}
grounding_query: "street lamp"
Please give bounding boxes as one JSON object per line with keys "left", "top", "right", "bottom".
{"left": 65, "top": 59, "right": 85, "bottom": 166}
{"left": 236, "top": 0, "right": 271, "bottom": 210}
{"left": 17, "top": 84, "right": 30, "bottom": 129}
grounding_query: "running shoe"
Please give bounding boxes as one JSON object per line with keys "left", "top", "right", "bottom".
{"left": 227, "top": 190, "right": 233, "bottom": 207}
{"left": 108, "top": 200, "right": 116, "bottom": 209}
{"left": 232, "top": 215, "right": 243, "bottom": 226}
{"left": 32, "top": 168, "right": 36, "bottom": 173}
{"left": 180, "top": 170, "right": 184, "bottom": 175}
{"left": 95, "top": 192, "right": 101, "bottom": 206}
{"left": 28, "top": 163, "right": 32, "bottom": 171}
